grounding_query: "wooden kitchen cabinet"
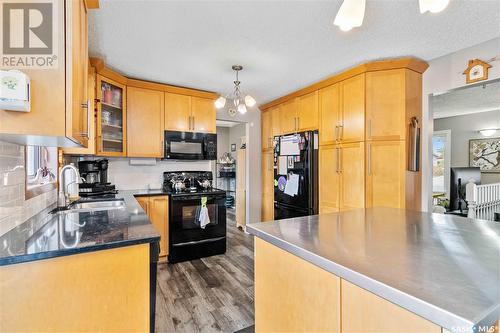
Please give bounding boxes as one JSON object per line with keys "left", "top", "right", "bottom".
{"left": 366, "top": 69, "right": 406, "bottom": 141}
{"left": 136, "top": 196, "right": 169, "bottom": 258}
{"left": 164, "top": 93, "right": 215, "bottom": 133}
{"left": 319, "top": 145, "right": 341, "bottom": 213}
{"left": 279, "top": 98, "right": 298, "bottom": 134}
{"left": 64, "top": 66, "right": 97, "bottom": 155}
{"left": 319, "top": 142, "right": 364, "bottom": 213}
{"left": 341, "top": 280, "right": 441, "bottom": 333}
{"left": 0, "top": 0, "right": 96, "bottom": 147}
{"left": 191, "top": 96, "right": 216, "bottom": 133}
{"left": 261, "top": 151, "right": 275, "bottom": 222}
{"left": 262, "top": 108, "right": 279, "bottom": 151}
{"left": 340, "top": 142, "right": 365, "bottom": 211}
{"left": 96, "top": 75, "right": 127, "bottom": 156}
{"left": 164, "top": 93, "right": 191, "bottom": 131}
{"left": 319, "top": 83, "right": 341, "bottom": 146}
{"left": 341, "top": 74, "right": 365, "bottom": 143}
{"left": 297, "top": 91, "right": 319, "bottom": 131}
{"left": 127, "top": 87, "right": 164, "bottom": 157}
{"left": 366, "top": 141, "right": 406, "bottom": 209}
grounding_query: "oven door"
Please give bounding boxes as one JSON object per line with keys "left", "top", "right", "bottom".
{"left": 169, "top": 193, "right": 226, "bottom": 247}
{"left": 164, "top": 131, "right": 205, "bottom": 160}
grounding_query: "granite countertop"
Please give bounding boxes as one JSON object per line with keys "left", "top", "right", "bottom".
{"left": 247, "top": 208, "right": 500, "bottom": 333}
{"left": 0, "top": 191, "right": 162, "bottom": 266}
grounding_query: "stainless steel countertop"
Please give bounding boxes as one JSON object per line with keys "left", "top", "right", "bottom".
{"left": 247, "top": 208, "right": 500, "bottom": 333}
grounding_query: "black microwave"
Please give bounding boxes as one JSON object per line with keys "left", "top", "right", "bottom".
{"left": 164, "top": 131, "right": 217, "bottom": 160}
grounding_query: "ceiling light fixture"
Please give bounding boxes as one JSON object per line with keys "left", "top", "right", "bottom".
{"left": 419, "top": 0, "right": 450, "bottom": 13}
{"left": 479, "top": 129, "right": 499, "bottom": 137}
{"left": 333, "top": 0, "right": 366, "bottom": 32}
{"left": 215, "top": 65, "right": 256, "bottom": 115}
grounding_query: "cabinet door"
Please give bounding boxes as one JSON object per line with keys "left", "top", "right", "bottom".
{"left": 127, "top": 87, "right": 164, "bottom": 157}
{"left": 366, "top": 70, "right": 406, "bottom": 141}
{"left": 270, "top": 106, "right": 280, "bottom": 137}
{"left": 342, "top": 280, "right": 441, "bottom": 333}
{"left": 66, "top": 0, "right": 89, "bottom": 147}
{"left": 149, "top": 196, "right": 169, "bottom": 257}
{"left": 164, "top": 93, "right": 191, "bottom": 132}
{"left": 261, "top": 151, "right": 275, "bottom": 222}
{"left": 297, "top": 91, "right": 318, "bottom": 131}
{"left": 319, "top": 84, "right": 341, "bottom": 145}
{"left": 340, "top": 142, "right": 365, "bottom": 211}
{"left": 63, "top": 66, "right": 97, "bottom": 155}
{"left": 192, "top": 97, "right": 216, "bottom": 133}
{"left": 261, "top": 110, "right": 272, "bottom": 151}
{"left": 366, "top": 141, "right": 406, "bottom": 209}
{"left": 96, "top": 75, "right": 127, "bottom": 156}
{"left": 136, "top": 197, "right": 149, "bottom": 214}
{"left": 341, "top": 74, "right": 365, "bottom": 143}
{"left": 279, "top": 99, "right": 298, "bottom": 134}
{"left": 319, "top": 145, "right": 341, "bottom": 213}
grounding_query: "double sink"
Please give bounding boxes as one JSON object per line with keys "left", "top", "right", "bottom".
{"left": 51, "top": 199, "right": 126, "bottom": 214}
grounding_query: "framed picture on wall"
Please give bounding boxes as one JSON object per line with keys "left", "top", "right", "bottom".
{"left": 231, "top": 144, "right": 236, "bottom": 152}
{"left": 469, "top": 137, "right": 500, "bottom": 172}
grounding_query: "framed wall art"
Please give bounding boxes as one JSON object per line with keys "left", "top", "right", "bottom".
{"left": 469, "top": 137, "right": 500, "bottom": 172}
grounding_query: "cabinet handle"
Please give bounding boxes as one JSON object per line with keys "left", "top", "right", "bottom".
{"left": 82, "top": 101, "right": 89, "bottom": 139}
{"left": 335, "top": 125, "right": 339, "bottom": 141}
{"left": 193, "top": 117, "right": 195, "bottom": 130}
{"left": 367, "top": 143, "right": 372, "bottom": 175}
{"left": 339, "top": 125, "right": 344, "bottom": 140}
{"left": 336, "top": 147, "right": 340, "bottom": 173}
{"left": 368, "top": 119, "right": 372, "bottom": 139}
{"left": 297, "top": 117, "right": 300, "bottom": 131}
{"left": 339, "top": 147, "right": 343, "bottom": 173}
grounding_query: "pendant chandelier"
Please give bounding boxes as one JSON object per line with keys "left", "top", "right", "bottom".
{"left": 214, "top": 65, "right": 256, "bottom": 115}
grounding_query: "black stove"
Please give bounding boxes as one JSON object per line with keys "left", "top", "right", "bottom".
{"left": 163, "top": 171, "right": 227, "bottom": 263}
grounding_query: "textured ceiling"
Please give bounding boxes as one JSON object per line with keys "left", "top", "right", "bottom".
{"left": 432, "top": 79, "right": 500, "bottom": 119}
{"left": 89, "top": 0, "right": 500, "bottom": 105}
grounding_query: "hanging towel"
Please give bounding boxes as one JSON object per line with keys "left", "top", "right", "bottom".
{"left": 199, "top": 196, "right": 210, "bottom": 229}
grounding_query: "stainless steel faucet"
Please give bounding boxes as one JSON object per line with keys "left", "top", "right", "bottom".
{"left": 58, "top": 164, "right": 81, "bottom": 207}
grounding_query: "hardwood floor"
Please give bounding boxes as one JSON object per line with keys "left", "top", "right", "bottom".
{"left": 155, "top": 209, "right": 255, "bottom": 333}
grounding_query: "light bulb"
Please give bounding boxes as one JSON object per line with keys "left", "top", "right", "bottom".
{"left": 333, "top": 0, "right": 365, "bottom": 31}
{"left": 419, "top": 0, "right": 450, "bottom": 13}
{"left": 479, "top": 129, "right": 497, "bottom": 137}
{"left": 244, "top": 95, "right": 256, "bottom": 107}
{"left": 237, "top": 104, "right": 247, "bottom": 114}
{"left": 214, "top": 96, "right": 226, "bottom": 109}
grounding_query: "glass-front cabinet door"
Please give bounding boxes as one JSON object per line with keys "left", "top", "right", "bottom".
{"left": 96, "top": 75, "right": 127, "bottom": 156}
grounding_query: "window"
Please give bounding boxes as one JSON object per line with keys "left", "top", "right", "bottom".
{"left": 25, "top": 146, "right": 57, "bottom": 190}
{"left": 432, "top": 130, "right": 451, "bottom": 197}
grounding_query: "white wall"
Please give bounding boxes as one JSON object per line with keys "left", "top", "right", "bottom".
{"left": 216, "top": 108, "right": 261, "bottom": 224}
{"left": 422, "top": 37, "right": 500, "bottom": 211}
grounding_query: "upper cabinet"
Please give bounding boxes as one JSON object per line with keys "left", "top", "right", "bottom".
{"left": 191, "top": 97, "right": 216, "bottom": 133}
{"left": 366, "top": 69, "right": 406, "bottom": 141}
{"left": 164, "top": 93, "right": 191, "bottom": 132}
{"left": 127, "top": 87, "right": 164, "bottom": 158}
{"left": 341, "top": 74, "right": 365, "bottom": 143}
{"left": 96, "top": 75, "right": 127, "bottom": 156}
{"left": 279, "top": 99, "right": 298, "bottom": 135}
{"left": 164, "top": 94, "right": 216, "bottom": 134}
{"left": 319, "top": 84, "right": 341, "bottom": 146}
{"left": 0, "top": 0, "right": 97, "bottom": 147}
{"left": 297, "top": 91, "right": 319, "bottom": 132}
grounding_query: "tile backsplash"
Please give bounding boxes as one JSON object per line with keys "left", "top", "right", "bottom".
{"left": 0, "top": 141, "right": 57, "bottom": 237}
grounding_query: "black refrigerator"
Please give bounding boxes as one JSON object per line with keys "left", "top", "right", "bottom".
{"left": 273, "top": 130, "right": 318, "bottom": 220}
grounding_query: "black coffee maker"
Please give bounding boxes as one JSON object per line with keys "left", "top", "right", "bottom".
{"left": 78, "top": 159, "right": 116, "bottom": 196}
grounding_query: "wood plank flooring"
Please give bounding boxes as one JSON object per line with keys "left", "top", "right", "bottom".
{"left": 155, "top": 209, "right": 255, "bottom": 333}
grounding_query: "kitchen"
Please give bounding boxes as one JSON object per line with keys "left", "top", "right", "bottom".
{"left": 1, "top": 1, "right": 499, "bottom": 333}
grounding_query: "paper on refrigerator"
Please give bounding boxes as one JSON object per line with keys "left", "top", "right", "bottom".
{"left": 280, "top": 135, "right": 300, "bottom": 156}
{"left": 278, "top": 156, "right": 287, "bottom": 175}
{"left": 284, "top": 173, "right": 299, "bottom": 196}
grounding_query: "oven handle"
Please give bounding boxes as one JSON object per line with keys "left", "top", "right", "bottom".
{"left": 172, "top": 236, "right": 226, "bottom": 247}
{"left": 171, "top": 194, "right": 226, "bottom": 201}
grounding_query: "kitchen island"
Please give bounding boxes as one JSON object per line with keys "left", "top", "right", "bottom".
{"left": 0, "top": 192, "right": 160, "bottom": 333}
{"left": 247, "top": 208, "right": 500, "bottom": 333}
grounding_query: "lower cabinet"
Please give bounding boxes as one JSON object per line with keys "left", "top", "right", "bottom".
{"left": 366, "top": 140, "right": 406, "bottom": 209}
{"left": 261, "top": 151, "right": 275, "bottom": 222}
{"left": 341, "top": 280, "right": 441, "bottom": 333}
{"left": 319, "top": 142, "right": 365, "bottom": 213}
{"left": 136, "top": 196, "right": 169, "bottom": 258}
